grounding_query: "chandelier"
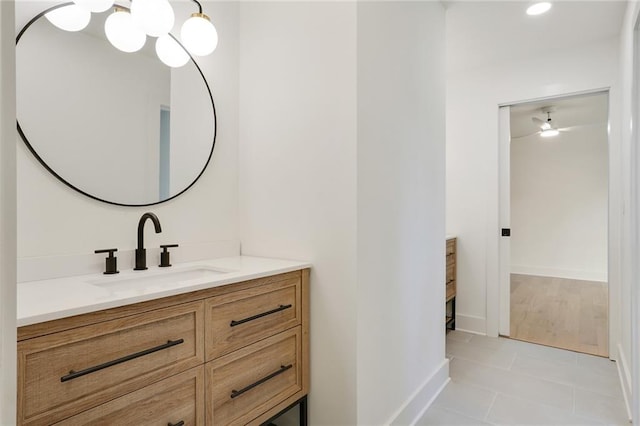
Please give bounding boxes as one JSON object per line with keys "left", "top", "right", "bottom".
{"left": 45, "top": 0, "right": 218, "bottom": 67}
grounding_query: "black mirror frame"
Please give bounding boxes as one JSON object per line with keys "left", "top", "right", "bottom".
{"left": 16, "top": 2, "right": 217, "bottom": 207}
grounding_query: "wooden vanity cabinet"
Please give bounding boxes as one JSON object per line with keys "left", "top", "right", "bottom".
{"left": 17, "top": 269, "right": 310, "bottom": 426}
{"left": 446, "top": 237, "right": 457, "bottom": 330}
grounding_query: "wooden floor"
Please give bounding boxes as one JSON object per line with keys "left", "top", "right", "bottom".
{"left": 510, "top": 274, "right": 608, "bottom": 357}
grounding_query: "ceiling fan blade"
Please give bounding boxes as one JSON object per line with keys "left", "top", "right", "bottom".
{"left": 511, "top": 131, "right": 540, "bottom": 140}
{"left": 531, "top": 117, "right": 545, "bottom": 126}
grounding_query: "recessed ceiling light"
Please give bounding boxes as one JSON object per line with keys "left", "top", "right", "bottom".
{"left": 526, "top": 2, "right": 552, "bottom": 16}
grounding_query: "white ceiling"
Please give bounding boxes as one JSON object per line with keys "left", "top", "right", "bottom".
{"left": 509, "top": 91, "right": 608, "bottom": 139}
{"left": 445, "top": 0, "right": 627, "bottom": 74}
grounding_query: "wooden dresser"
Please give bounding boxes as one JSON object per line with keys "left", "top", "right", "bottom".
{"left": 446, "top": 237, "right": 457, "bottom": 330}
{"left": 17, "top": 269, "right": 310, "bottom": 426}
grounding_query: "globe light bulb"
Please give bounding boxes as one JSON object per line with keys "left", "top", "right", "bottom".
{"left": 131, "top": 0, "right": 175, "bottom": 37}
{"left": 45, "top": 4, "right": 91, "bottom": 32}
{"left": 105, "top": 8, "right": 146, "bottom": 53}
{"left": 180, "top": 13, "right": 218, "bottom": 56}
{"left": 74, "top": 0, "right": 114, "bottom": 13}
{"left": 155, "top": 34, "right": 189, "bottom": 68}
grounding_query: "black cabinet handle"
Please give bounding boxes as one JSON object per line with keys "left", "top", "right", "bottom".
{"left": 230, "top": 364, "right": 293, "bottom": 399}
{"left": 168, "top": 422, "right": 185, "bottom": 426}
{"left": 61, "top": 339, "right": 184, "bottom": 382}
{"left": 447, "top": 279, "right": 454, "bottom": 285}
{"left": 230, "top": 304, "right": 292, "bottom": 327}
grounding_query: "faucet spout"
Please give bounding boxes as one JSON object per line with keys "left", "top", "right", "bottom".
{"left": 134, "top": 212, "right": 162, "bottom": 270}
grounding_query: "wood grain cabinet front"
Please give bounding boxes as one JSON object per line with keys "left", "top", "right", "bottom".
{"left": 18, "top": 301, "right": 204, "bottom": 426}
{"left": 205, "top": 276, "right": 301, "bottom": 361}
{"left": 56, "top": 366, "right": 205, "bottom": 426}
{"left": 206, "top": 327, "right": 303, "bottom": 426}
{"left": 446, "top": 238, "right": 457, "bottom": 330}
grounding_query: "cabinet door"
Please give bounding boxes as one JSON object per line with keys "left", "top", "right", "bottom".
{"left": 206, "top": 327, "right": 303, "bottom": 426}
{"left": 18, "top": 301, "right": 204, "bottom": 425}
{"left": 205, "top": 275, "right": 301, "bottom": 361}
{"left": 57, "top": 366, "right": 204, "bottom": 426}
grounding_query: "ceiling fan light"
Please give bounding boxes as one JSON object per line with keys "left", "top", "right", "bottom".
{"left": 181, "top": 13, "right": 218, "bottom": 56}
{"left": 526, "top": 2, "right": 552, "bottom": 16}
{"left": 156, "top": 34, "right": 190, "bottom": 68}
{"left": 540, "top": 128, "right": 559, "bottom": 138}
{"left": 73, "top": 0, "right": 114, "bottom": 13}
{"left": 105, "top": 8, "right": 146, "bottom": 53}
{"left": 131, "top": 0, "right": 175, "bottom": 37}
{"left": 45, "top": 4, "right": 91, "bottom": 32}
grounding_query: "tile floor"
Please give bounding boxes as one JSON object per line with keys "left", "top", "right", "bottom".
{"left": 417, "top": 331, "right": 630, "bottom": 425}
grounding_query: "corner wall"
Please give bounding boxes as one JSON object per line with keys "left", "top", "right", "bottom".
{"left": 356, "top": 2, "right": 447, "bottom": 424}
{"left": 238, "top": 2, "right": 447, "bottom": 424}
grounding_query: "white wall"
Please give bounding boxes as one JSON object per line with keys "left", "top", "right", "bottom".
{"left": 510, "top": 124, "right": 609, "bottom": 282}
{"left": 239, "top": 2, "right": 447, "bottom": 424}
{"left": 0, "top": 0, "right": 17, "bottom": 423}
{"left": 238, "top": 3, "right": 358, "bottom": 423}
{"left": 446, "top": 32, "right": 620, "bottom": 339}
{"left": 356, "top": 2, "right": 447, "bottom": 424}
{"left": 15, "top": 1, "right": 240, "bottom": 281}
{"left": 617, "top": 0, "right": 640, "bottom": 420}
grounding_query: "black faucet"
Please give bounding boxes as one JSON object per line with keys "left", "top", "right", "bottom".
{"left": 134, "top": 212, "right": 162, "bottom": 270}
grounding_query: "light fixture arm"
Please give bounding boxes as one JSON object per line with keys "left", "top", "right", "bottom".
{"left": 190, "top": 0, "right": 203, "bottom": 14}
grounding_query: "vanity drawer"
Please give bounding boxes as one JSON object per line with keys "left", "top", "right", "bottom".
{"left": 205, "top": 275, "right": 301, "bottom": 361}
{"left": 18, "top": 301, "right": 204, "bottom": 426}
{"left": 446, "top": 238, "right": 456, "bottom": 256}
{"left": 206, "top": 327, "right": 302, "bottom": 426}
{"left": 56, "top": 366, "right": 204, "bottom": 426}
{"left": 446, "top": 263, "right": 456, "bottom": 282}
{"left": 446, "top": 280, "right": 456, "bottom": 302}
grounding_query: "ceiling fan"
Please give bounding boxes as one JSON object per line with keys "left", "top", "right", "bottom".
{"left": 531, "top": 109, "right": 561, "bottom": 138}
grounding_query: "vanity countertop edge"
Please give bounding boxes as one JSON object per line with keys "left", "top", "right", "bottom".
{"left": 17, "top": 255, "right": 311, "bottom": 327}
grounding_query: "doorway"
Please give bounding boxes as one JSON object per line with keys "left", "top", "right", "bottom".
{"left": 501, "top": 92, "right": 610, "bottom": 357}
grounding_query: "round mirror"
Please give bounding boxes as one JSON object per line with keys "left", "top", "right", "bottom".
{"left": 16, "top": 4, "right": 216, "bottom": 206}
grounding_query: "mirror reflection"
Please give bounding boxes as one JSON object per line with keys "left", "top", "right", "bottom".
{"left": 16, "top": 7, "right": 216, "bottom": 206}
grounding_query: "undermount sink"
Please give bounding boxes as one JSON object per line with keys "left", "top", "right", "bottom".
{"left": 88, "top": 266, "right": 230, "bottom": 292}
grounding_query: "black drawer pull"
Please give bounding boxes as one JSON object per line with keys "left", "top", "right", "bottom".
{"left": 61, "top": 339, "right": 184, "bottom": 382}
{"left": 168, "top": 422, "right": 185, "bottom": 426}
{"left": 447, "top": 279, "right": 454, "bottom": 285}
{"left": 230, "top": 304, "right": 292, "bottom": 327}
{"left": 230, "top": 364, "right": 293, "bottom": 399}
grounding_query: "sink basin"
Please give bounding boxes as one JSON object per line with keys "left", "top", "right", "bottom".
{"left": 88, "top": 266, "right": 229, "bottom": 293}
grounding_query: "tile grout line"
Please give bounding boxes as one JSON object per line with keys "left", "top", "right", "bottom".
{"left": 483, "top": 392, "right": 498, "bottom": 422}
{"left": 507, "top": 351, "right": 517, "bottom": 370}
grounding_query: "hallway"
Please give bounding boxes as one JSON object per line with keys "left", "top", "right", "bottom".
{"left": 418, "top": 331, "right": 628, "bottom": 425}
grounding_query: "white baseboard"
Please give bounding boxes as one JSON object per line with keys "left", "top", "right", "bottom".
{"left": 511, "top": 265, "right": 607, "bottom": 283}
{"left": 455, "top": 314, "right": 486, "bottom": 335}
{"left": 385, "top": 359, "right": 450, "bottom": 425}
{"left": 617, "top": 344, "right": 633, "bottom": 422}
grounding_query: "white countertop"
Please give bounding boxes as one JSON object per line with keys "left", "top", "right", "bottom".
{"left": 446, "top": 234, "right": 456, "bottom": 240}
{"left": 17, "top": 256, "right": 311, "bottom": 327}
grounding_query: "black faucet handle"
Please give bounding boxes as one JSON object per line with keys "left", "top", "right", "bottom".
{"left": 159, "top": 244, "right": 179, "bottom": 267}
{"left": 94, "top": 248, "right": 119, "bottom": 275}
